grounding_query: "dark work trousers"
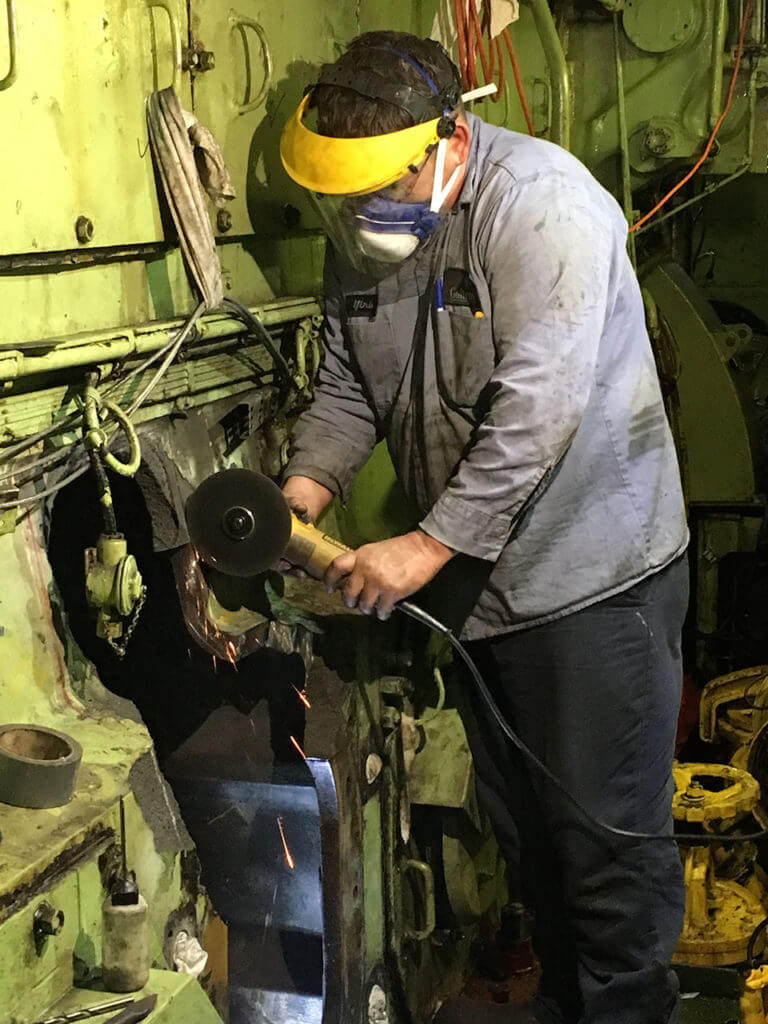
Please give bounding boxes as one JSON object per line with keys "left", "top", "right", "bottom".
{"left": 459, "top": 556, "right": 688, "bottom": 1024}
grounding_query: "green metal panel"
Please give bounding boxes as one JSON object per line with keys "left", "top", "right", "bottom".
{"left": 42, "top": 969, "right": 222, "bottom": 1024}
{"left": 191, "top": 0, "right": 358, "bottom": 239}
{"left": 643, "top": 262, "right": 756, "bottom": 503}
{"left": 0, "top": 0, "right": 190, "bottom": 256}
{"left": 362, "top": 796, "right": 385, "bottom": 966}
{"left": 623, "top": 0, "right": 699, "bottom": 53}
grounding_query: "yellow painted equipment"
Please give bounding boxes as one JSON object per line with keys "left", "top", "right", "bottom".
{"left": 673, "top": 762, "right": 768, "bottom": 967}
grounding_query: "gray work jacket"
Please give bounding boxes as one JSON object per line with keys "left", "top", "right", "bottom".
{"left": 285, "top": 114, "right": 688, "bottom": 640}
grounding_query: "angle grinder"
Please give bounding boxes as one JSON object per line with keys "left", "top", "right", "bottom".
{"left": 185, "top": 468, "right": 350, "bottom": 579}
{"left": 185, "top": 473, "right": 756, "bottom": 850}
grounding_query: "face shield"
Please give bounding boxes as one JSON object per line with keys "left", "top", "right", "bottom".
{"left": 281, "top": 93, "right": 463, "bottom": 277}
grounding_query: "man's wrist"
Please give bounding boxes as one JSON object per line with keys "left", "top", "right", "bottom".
{"left": 414, "top": 528, "right": 455, "bottom": 566}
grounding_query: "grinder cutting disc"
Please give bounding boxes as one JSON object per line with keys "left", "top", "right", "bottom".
{"left": 185, "top": 468, "right": 292, "bottom": 576}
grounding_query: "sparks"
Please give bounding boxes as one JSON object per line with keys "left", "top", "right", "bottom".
{"left": 292, "top": 685, "right": 312, "bottom": 709}
{"left": 226, "top": 639, "right": 239, "bottom": 671}
{"left": 289, "top": 735, "right": 307, "bottom": 760}
{"left": 277, "top": 816, "right": 295, "bottom": 870}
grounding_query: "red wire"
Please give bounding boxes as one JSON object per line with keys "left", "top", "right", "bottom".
{"left": 630, "top": 0, "right": 753, "bottom": 233}
{"left": 493, "top": 36, "right": 505, "bottom": 103}
{"left": 466, "top": 2, "right": 478, "bottom": 88}
{"left": 454, "top": 0, "right": 470, "bottom": 90}
{"left": 453, "top": 3, "right": 533, "bottom": 119}
{"left": 469, "top": 0, "right": 491, "bottom": 86}
{"left": 503, "top": 27, "right": 535, "bottom": 135}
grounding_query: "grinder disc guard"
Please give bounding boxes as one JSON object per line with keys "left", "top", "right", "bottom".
{"left": 185, "top": 469, "right": 292, "bottom": 576}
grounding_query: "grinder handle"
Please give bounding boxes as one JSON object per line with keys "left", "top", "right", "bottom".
{"left": 284, "top": 515, "right": 351, "bottom": 579}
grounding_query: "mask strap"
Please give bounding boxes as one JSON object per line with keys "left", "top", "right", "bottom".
{"left": 428, "top": 82, "right": 496, "bottom": 211}
{"left": 430, "top": 137, "right": 462, "bottom": 213}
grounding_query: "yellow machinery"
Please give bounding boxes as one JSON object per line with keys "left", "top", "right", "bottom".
{"left": 673, "top": 762, "right": 767, "bottom": 967}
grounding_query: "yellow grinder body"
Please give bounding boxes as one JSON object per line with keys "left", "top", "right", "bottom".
{"left": 185, "top": 468, "right": 349, "bottom": 578}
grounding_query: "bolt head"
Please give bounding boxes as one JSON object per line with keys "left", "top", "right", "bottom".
{"left": 217, "top": 209, "right": 233, "bottom": 233}
{"left": 365, "top": 754, "right": 383, "bottom": 785}
{"left": 222, "top": 505, "right": 255, "bottom": 541}
{"left": 75, "top": 216, "right": 94, "bottom": 244}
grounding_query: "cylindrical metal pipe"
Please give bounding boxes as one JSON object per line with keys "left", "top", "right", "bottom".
{"left": 710, "top": 0, "right": 729, "bottom": 129}
{"left": 613, "top": 15, "right": 636, "bottom": 264}
{"left": 102, "top": 894, "right": 150, "bottom": 992}
{"left": 528, "top": 0, "right": 571, "bottom": 150}
{"left": 0, "top": 298, "right": 320, "bottom": 382}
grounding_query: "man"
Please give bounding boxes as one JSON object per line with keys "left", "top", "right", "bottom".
{"left": 279, "top": 31, "right": 688, "bottom": 1024}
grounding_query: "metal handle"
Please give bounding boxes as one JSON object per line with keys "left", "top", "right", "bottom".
{"left": 0, "top": 0, "right": 18, "bottom": 92}
{"left": 230, "top": 14, "right": 272, "bottom": 114}
{"left": 148, "top": 0, "right": 181, "bottom": 91}
{"left": 404, "top": 859, "right": 436, "bottom": 941}
{"left": 532, "top": 77, "right": 552, "bottom": 138}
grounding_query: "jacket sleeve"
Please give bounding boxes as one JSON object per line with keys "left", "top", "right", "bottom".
{"left": 420, "top": 176, "right": 618, "bottom": 560}
{"left": 283, "top": 255, "right": 379, "bottom": 501}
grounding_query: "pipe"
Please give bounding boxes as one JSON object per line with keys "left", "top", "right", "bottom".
{"left": 710, "top": 0, "right": 729, "bottom": 130}
{"left": 528, "top": 0, "right": 571, "bottom": 150}
{"left": 0, "top": 298, "right": 321, "bottom": 382}
{"left": 613, "top": 15, "right": 636, "bottom": 267}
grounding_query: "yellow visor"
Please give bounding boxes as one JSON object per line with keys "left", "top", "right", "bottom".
{"left": 280, "top": 95, "right": 441, "bottom": 196}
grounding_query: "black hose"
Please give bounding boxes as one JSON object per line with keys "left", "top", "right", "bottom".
{"left": 398, "top": 600, "right": 768, "bottom": 846}
{"left": 87, "top": 448, "right": 118, "bottom": 535}
{"left": 748, "top": 915, "right": 768, "bottom": 965}
{"left": 223, "top": 298, "right": 295, "bottom": 385}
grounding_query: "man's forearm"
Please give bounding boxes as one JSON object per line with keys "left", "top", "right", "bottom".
{"left": 282, "top": 475, "right": 335, "bottom": 523}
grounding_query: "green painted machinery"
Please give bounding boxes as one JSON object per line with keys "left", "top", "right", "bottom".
{"left": 0, "top": 2, "right": 767, "bottom": 1022}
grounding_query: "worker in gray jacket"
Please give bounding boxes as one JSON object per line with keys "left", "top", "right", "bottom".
{"left": 280, "top": 30, "right": 688, "bottom": 1024}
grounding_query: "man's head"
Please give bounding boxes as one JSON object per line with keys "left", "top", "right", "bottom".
{"left": 313, "top": 32, "right": 471, "bottom": 206}
{"left": 281, "top": 32, "right": 472, "bottom": 271}
{"left": 282, "top": 29, "right": 473, "bottom": 203}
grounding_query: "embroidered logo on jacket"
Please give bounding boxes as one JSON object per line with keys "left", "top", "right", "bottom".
{"left": 443, "top": 268, "right": 482, "bottom": 315}
{"left": 345, "top": 293, "right": 378, "bottom": 320}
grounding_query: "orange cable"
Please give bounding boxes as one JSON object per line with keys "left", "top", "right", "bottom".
{"left": 453, "top": 3, "right": 532, "bottom": 119}
{"left": 469, "top": 0, "right": 491, "bottom": 86}
{"left": 629, "top": 0, "right": 753, "bottom": 233}
{"left": 466, "top": 2, "right": 479, "bottom": 88}
{"left": 454, "top": 0, "right": 470, "bottom": 89}
{"left": 503, "top": 27, "right": 536, "bottom": 135}
{"left": 493, "top": 35, "right": 505, "bottom": 103}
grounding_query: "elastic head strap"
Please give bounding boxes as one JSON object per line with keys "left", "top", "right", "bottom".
{"left": 311, "top": 43, "right": 459, "bottom": 129}
{"left": 385, "top": 45, "right": 439, "bottom": 95}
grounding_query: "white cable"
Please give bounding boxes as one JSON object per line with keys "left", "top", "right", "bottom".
{"left": 461, "top": 83, "right": 498, "bottom": 103}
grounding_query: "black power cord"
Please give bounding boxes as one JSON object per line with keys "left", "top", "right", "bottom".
{"left": 223, "top": 298, "right": 295, "bottom": 386}
{"left": 398, "top": 600, "right": 768, "bottom": 846}
{"left": 748, "top": 915, "right": 768, "bottom": 965}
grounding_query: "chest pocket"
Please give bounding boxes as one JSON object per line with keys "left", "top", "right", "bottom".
{"left": 343, "top": 301, "right": 403, "bottom": 422}
{"left": 435, "top": 307, "right": 496, "bottom": 411}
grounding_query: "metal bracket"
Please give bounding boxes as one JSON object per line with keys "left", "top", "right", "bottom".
{"left": 403, "top": 859, "right": 436, "bottom": 941}
{"left": 0, "top": 0, "right": 17, "bottom": 92}
{"left": 230, "top": 15, "right": 272, "bottom": 114}
{"left": 0, "top": 506, "right": 16, "bottom": 535}
{"left": 147, "top": 0, "right": 182, "bottom": 91}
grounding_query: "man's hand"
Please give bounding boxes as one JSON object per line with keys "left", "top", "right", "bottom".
{"left": 324, "top": 530, "right": 454, "bottom": 620}
{"left": 282, "top": 475, "right": 335, "bottom": 525}
{"left": 278, "top": 476, "right": 335, "bottom": 576}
